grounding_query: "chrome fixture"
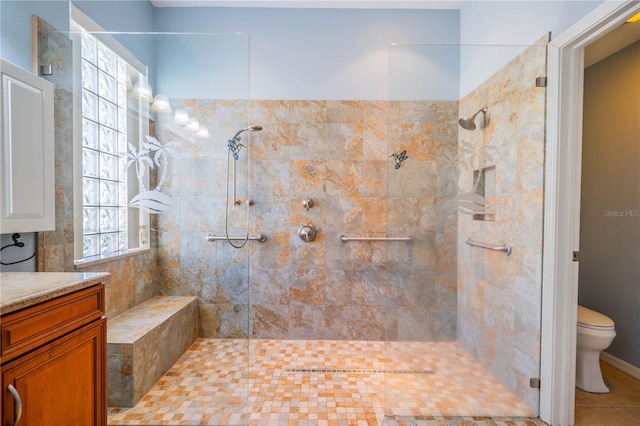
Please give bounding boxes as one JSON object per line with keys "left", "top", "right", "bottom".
{"left": 230, "top": 125, "right": 263, "bottom": 143}
{"left": 298, "top": 225, "right": 317, "bottom": 242}
{"left": 465, "top": 239, "right": 512, "bottom": 255}
{"left": 206, "top": 233, "right": 267, "bottom": 243}
{"left": 458, "top": 107, "right": 488, "bottom": 131}
{"left": 40, "top": 64, "right": 52, "bottom": 76}
{"left": 339, "top": 235, "right": 412, "bottom": 243}
{"left": 302, "top": 198, "right": 314, "bottom": 211}
{"left": 7, "top": 385, "right": 22, "bottom": 425}
{"left": 223, "top": 125, "right": 263, "bottom": 248}
{"left": 227, "top": 125, "right": 262, "bottom": 160}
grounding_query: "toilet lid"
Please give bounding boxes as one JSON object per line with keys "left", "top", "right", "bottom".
{"left": 577, "top": 305, "right": 615, "bottom": 330}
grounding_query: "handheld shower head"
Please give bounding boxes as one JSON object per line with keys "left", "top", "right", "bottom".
{"left": 231, "top": 125, "right": 263, "bottom": 142}
{"left": 458, "top": 107, "right": 488, "bottom": 131}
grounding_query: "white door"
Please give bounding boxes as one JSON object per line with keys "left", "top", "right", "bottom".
{"left": 540, "top": 2, "right": 640, "bottom": 425}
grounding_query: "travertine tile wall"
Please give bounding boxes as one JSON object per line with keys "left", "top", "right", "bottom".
{"left": 456, "top": 38, "right": 548, "bottom": 411}
{"left": 155, "top": 99, "right": 459, "bottom": 341}
{"left": 36, "top": 18, "right": 158, "bottom": 318}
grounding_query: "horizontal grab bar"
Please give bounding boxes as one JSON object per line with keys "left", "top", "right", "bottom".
{"left": 206, "top": 233, "right": 267, "bottom": 243}
{"left": 465, "top": 239, "right": 512, "bottom": 255}
{"left": 339, "top": 234, "right": 412, "bottom": 243}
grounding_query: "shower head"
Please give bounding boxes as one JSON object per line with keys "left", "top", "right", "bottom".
{"left": 458, "top": 107, "right": 488, "bottom": 131}
{"left": 231, "top": 125, "right": 263, "bottom": 142}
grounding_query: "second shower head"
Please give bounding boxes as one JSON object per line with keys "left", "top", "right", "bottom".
{"left": 458, "top": 107, "right": 488, "bottom": 131}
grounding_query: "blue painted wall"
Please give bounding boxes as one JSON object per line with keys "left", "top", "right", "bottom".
{"left": 72, "top": 0, "right": 155, "bottom": 33}
{"left": 0, "top": 1, "right": 156, "bottom": 76}
{"left": 72, "top": 1, "right": 157, "bottom": 85}
{"left": 459, "top": 0, "right": 602, "bottom": 97}
{"left": 0, "top": 1, "right": 69, "bottom": 71}
{"left": 153, "top": 7, "right": 460, "bottom": 100}
{"left": 153, "top": 32, "right": 250, "bottom": 100}
{"left": 2, "top": 1, "right": 605, "bottom": 100}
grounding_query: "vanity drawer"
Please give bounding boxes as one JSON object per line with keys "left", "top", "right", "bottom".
{"left": 1, "top": 284, "right": 104, "bottom": 364}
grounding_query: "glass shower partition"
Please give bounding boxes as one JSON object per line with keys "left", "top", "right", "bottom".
{"left": 85, "top": 28, "right": 550, "bottom": 423}
{"left": 385, "top": 39, "right": 549, "bottom": 419}
{"left": 384, "top": 43, "right": 461, "bottom": 419}
{"left": 135, "top": 32, "right": 253, "bottom": 422}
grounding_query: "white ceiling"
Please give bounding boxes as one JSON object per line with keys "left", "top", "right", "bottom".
{"left": 149, "top": 0, "right": 463, "bottom": 8}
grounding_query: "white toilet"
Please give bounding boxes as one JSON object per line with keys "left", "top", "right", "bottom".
{"left": 576, "top": 305, "right": 616, "bottom": 393}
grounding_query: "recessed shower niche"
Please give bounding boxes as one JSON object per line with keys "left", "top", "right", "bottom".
{"left": 473, "top": 165, "right": 496, "bottom": 221}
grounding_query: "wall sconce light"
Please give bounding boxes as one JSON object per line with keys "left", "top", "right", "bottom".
{"left": 195, "top": 125, "right": 210, "bottom": 139}
{"left": 174, "top": 108, "right": 190, "bottom": 125}
{"left": 172, "top": 107, "right": 209, "bottom": 139}
{"left": 185, "top": 118, "right": 200, "bottom": 133}
{"left": 131, "top": 80, "right": 153, "bottom": 102}
{"left": 150, "top": 94, "right": 172, "bottom": 114}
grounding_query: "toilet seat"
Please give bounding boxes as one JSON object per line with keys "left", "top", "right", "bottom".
{"left": 578, "top": 305, "right": 615, "bottom": 331}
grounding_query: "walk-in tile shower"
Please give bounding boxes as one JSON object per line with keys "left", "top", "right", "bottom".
{"left": 33, "top": 18, "right": 547, "bottom": 423}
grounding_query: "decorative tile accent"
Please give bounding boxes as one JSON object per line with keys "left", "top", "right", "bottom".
{"left": 108, "top": 339, "right": 540, "bottom": 425}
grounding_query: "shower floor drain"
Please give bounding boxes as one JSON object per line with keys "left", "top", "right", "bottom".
{"left": 284, "top": 368, "right": 435, "bottom": 374}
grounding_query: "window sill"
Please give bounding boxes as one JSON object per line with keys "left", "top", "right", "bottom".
{"left": 74, "top": 246, "right": 151, "bottom": 270}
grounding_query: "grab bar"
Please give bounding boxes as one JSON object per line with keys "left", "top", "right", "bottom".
{"left": 206, "top": 233, "right": 267, "bottom": 243}
{"left": 465, "top": 239, "right": 512, "bottom": 255}
{"left": 339, "top": 235, "right": 412, "bottom": 243}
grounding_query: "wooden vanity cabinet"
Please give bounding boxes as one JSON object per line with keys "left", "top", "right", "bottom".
{"left": 1, "top": 284, "right": 106, "bottom": 426}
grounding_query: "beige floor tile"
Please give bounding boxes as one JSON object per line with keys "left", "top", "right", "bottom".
{"left": 598, "top": 372, "right": 640, "bottom": 407}
{"left": 575, "top": 388, "right": 607, "bottom": 407}
{"left": 575, "top": 361, "right": 640, "bottom": 425}
{"left": 610, "top": 372, "right": 640, "bottom": 393}
{"left": 574, "top": 407, "right": 638, "bottom": 426}
{"left": 617, "top": 407, "right": 640, "bottom": 424}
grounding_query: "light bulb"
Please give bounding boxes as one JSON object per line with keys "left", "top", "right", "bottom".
{"left": 195, "top": 125, "right": 210, "bottom": 139}
{"left": 150, "top": 94, "right": 172, "bottom": 113}
{"left": 174, "top": 108, "right": 189, "bottom": 125}
{"left": 131, "top": 80, "right": 152, "bottom": 102}
{"left": 185, "top": 118, "right": 200, "bottom": 133}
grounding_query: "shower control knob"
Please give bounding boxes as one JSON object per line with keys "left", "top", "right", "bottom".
{"left": 302, "top": 198, "right": 313, "bottom": 211}
{"left": 298, "top": 225, "right": 317, "bottom": 243}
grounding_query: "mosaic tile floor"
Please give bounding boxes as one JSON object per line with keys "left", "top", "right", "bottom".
{"left": 108, "top": 339, "right": 545, "bottom": 425}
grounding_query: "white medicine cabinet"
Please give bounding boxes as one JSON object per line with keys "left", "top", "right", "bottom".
{"left": 0, "top": 59, "right": 55, "bottom": 233}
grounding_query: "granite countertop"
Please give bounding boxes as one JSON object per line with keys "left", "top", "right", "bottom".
{"left": 0, "top": 272, "right": 111, "bottom": 315}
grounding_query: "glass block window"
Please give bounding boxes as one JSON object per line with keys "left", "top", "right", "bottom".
{"left": 80, "top": 31, "right": 130, "bottom": 258}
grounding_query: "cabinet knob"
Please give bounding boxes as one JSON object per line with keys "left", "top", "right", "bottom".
{"left": 7, "top": 384, "right": 22, "bottom": 426}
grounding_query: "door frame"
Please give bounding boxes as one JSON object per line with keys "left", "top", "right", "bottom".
{"left": 540, "top": 1, "right": 640, "bottom": 425}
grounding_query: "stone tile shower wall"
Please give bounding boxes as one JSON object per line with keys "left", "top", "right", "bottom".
{"left": 156, "top": 100, "right": 458, "bottom": 341}
{"left": 457, "top": 37, "right": 548, "bottom": 412}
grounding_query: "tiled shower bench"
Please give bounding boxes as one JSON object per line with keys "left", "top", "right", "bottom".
{"left": 106, "top": 296, "right": 199, "bottom": 407}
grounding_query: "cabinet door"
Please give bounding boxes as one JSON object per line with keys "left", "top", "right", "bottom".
{"left": 2, "top": 318, "right": 106, "bottom": 426}
{"left": 0, "top": 59, "right": 55, "bottom": 233}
